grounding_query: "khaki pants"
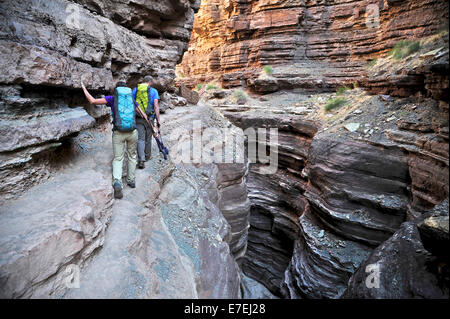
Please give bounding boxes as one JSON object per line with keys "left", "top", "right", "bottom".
{"left": 112, "top": 129, "right": 138, "bottom": 185}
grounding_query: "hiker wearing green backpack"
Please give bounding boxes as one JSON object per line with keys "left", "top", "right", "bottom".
{"left": 81, "top": 81, "right": 138, "bottom": 199}
{"left": 133, "top": 75, "right": 161, "bottom": 169}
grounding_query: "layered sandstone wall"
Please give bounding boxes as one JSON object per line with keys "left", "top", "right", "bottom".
{"left": 177, "top": 0, "right": 448, "bottom": 90}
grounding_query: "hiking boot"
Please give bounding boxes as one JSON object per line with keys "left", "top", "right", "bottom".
{"left": 113, "top": 181, "right": 123, "bottom": 199}
{"left": 127, "top": 180, "right": 136, "bottom": 188}
{"left": 145, "top": 155, "right": 152, "bottom": 161}
{"left": 138, "top": 161, "right": 145, "bottom": 169}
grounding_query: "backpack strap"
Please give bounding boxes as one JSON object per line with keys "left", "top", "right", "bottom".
{"left": 146, "top": 86, "right": 155, "bottom": 117}
{"left": 112, "top": 87, "right": 120, "bottom": 130}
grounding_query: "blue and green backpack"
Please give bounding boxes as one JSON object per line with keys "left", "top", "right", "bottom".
{"left": 112, "top": 86, "right": 136, "bottom": 132}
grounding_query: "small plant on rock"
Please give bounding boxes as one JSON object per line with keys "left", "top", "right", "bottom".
{"left": 206, "top": 83, "right": 220, "bottom": 91}
{"left": 263, "top": 65, "right": 274, "bottom": 75}
{"left": 233, "top": 89, "right": 247, "bottom": 104}
{"left": 336, "top": 86, "right": 351, "bottom": 95}
{"left": 324, "top": 97, "right": 347, "bottom": 112}
{"left": 387, "top": 40, "right": 421, "bottom": 60}
{"left": 195, "top": 83, "right": 205, "bottom": 91}
{"left": 367, "top": 58, "right": 378, "bottom": 67}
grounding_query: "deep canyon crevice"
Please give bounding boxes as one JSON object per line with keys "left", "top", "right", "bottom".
{"left": 177, "top": 0, "right": 448, "bottom": 298}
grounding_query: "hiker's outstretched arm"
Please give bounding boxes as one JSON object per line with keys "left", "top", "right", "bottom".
{"left": 81, "top": 82, "right": 107, "bottom": 105}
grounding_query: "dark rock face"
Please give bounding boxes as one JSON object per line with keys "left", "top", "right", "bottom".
{"left": 0, "top": 0, "right": 198, "bottom": 203}
{"left": 217, "top": 89, "right": 448, "bottom": 299}
{"left": 283, "top": 210, "right": 371, "bottom": 299}
{"left": 383, "top": 98, "right": 449, "bottom": 218}
{"left": 221, "top": 109, "right": 319, "bottom": 296}
{"left": 216, "top": 163, "right": 251, "bottom": 261}
{"left": 418, "top": 214, "right": 449, "bottom": 258}
{"left": 344, "top": 222, "right": 449, "bottom": 299}
{"left": 304, "top": 136, "right": 410, "bottom": 246}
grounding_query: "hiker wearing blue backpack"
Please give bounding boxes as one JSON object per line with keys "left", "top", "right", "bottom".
{"left": 133, "top": 75, "right": 161, "bottom": 169}
{"left": 81, "top": 81, "right": 138, "bottom": 199}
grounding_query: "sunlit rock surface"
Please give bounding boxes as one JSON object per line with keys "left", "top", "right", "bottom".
{"left": 178, "top": 0, "right": 448, "bottom": 91}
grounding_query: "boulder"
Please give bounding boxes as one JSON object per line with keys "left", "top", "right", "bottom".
{"left": 180, "top": 84, "right": 200, "bottom": 105}
{"left": 418, "top": 214, "right": 449, "bottom": 257}
{"left": 344, "top": 222, "right": 449, "bottom": 299}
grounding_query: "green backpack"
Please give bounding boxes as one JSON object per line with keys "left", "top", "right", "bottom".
{"left": 135, "top": 83, "right": 155, "bottom": 116}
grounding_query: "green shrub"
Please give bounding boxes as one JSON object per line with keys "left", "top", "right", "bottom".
{"left": 336, "top": 86, "right": 351, "bottom": 95}
{"left": 406, "top": 41, "right": 420, "bottom": 55}
{"left": 368, "top": 58, "right": 378, "bottom": 67}
{"left": 263, "top": 65, "right": 273, "bottom": 75}
{"left": 206, "top": 83, "right": 219, "bottom": 91}
{"left": 233, "top": 89, "right": 247, "bottom": 102}
{"left": 195, "top": 83, "right": 205, "bottom": 91}
{"left": 233, "top": 90, "right": 247, "bottom": 105}
{"left": 439, "top": 21, "right": 449, "bottom": 34}
{"left": 324, "top": 97, "right": 347, "bottom": 112}
{"left": 387, "top": 40, "right": 421, "bottom": 60}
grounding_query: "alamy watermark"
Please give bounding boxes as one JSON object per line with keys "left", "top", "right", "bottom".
{"left": 168, "top": 120, "right": 279, "bottom": 175}
{"left": 64, "top": 264, "right": 80, "bottom": 289}
{"left": 65, "top": 3, "right": 81, "bottom": 29}
{"left": 365, "top": 4, "right": 380, "bottom": 29}
{"left": 365, "top": 263, "right": 380, "bottom": 289}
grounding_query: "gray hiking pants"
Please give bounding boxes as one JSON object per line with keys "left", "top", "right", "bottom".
{"left": 136, "top": 117, "right": 154, "bottom": 161}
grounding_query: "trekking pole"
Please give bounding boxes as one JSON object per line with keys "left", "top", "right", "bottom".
{"left": 135, "top": 105, "right": 169, "bottom": 160}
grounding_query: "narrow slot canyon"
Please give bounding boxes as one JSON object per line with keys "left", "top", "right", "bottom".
{"left": 0, "top": 0, "right": 449, "bottom": 300}
{"left": 174, "top": 0, "right": 449, "bottom": 298}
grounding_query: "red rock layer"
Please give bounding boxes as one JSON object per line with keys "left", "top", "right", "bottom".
{"left": 177, "top": 0, "right": 448, "bottom": 90}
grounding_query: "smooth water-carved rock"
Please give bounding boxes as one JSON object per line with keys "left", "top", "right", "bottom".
{"left": 215, "top": 86, "right": 448, "bottom": 299}
{"left": 219, "top": 105, "right": 319, "bottom": 295}
{"left": 344, "top": 222, "right": 449, "bottom": 299}
{"left": 304, "top": 135, "right": 410, "bottom": 246}
{"left": 282, "top": 209, "right": 372, "bottom": 299}
{"left": 0, "top": 144, "right": 114, "bottom": 298}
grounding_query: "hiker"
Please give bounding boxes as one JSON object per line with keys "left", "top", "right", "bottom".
{"left": 133, "top": 75, "right": 161, "bottom": 169}
{"left": 81, "top": 81, "right": 138, "bottom": 199}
